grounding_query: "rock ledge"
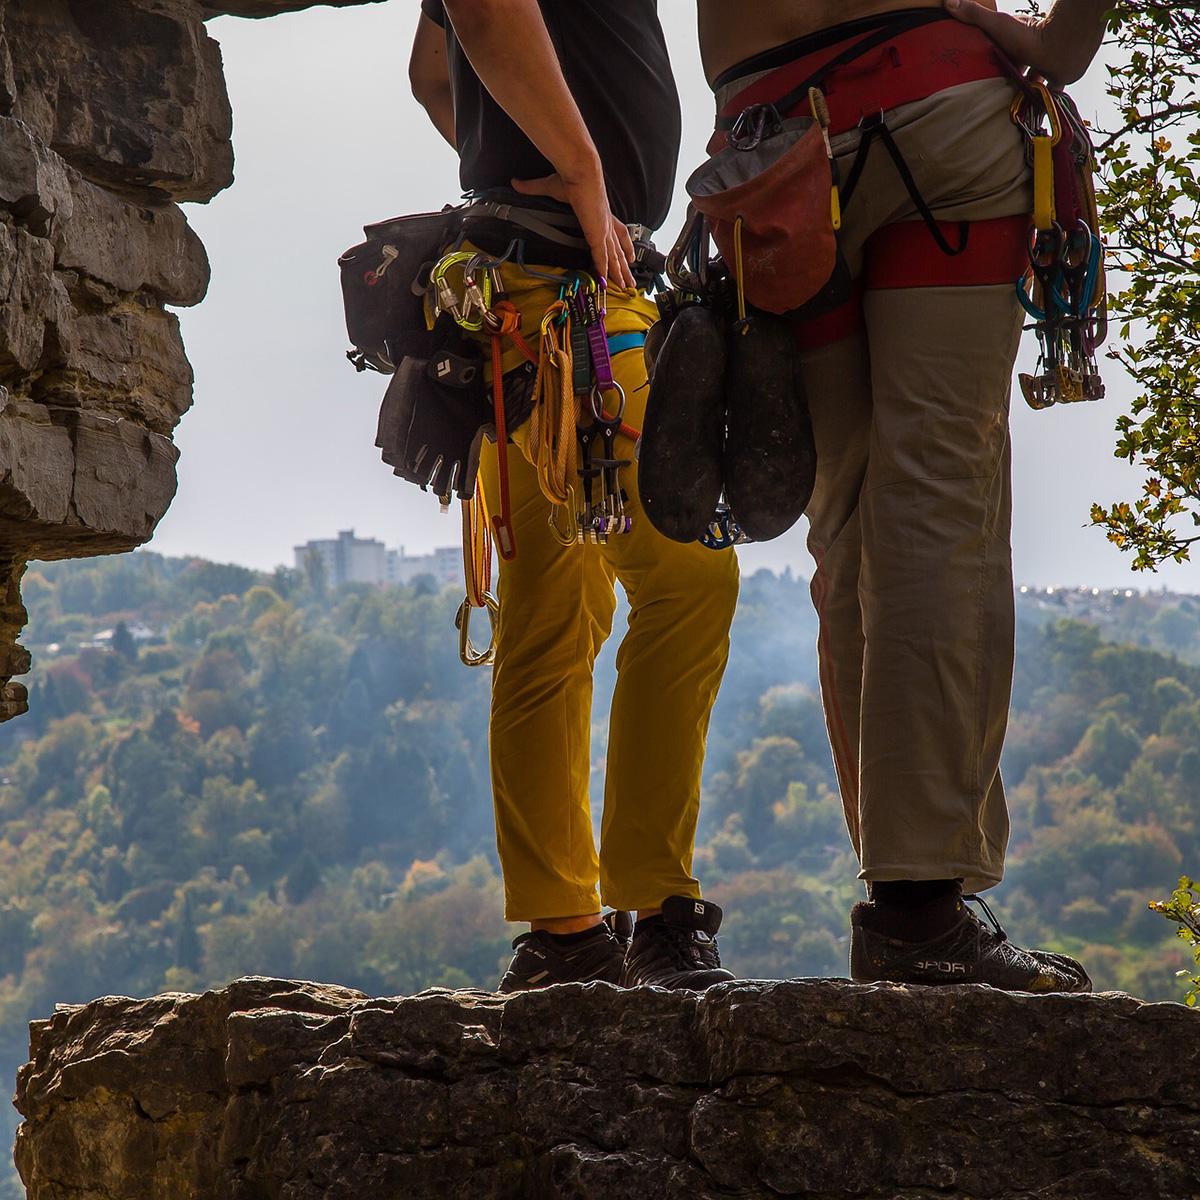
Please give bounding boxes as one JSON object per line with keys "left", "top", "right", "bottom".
{"left": 13, "top": 976, "right": 1200, "bottom": 1199}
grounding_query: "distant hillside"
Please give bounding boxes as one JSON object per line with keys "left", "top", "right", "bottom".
{"left": 0, "top": 553, "right": 1195, "bottom": 1197}
{"left": 1016, "top": 584, "right": 1200, "bottom": 664}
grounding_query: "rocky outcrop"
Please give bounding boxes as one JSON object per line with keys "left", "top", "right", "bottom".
{"left": 13, "top": 976, "right": 1200, "bottom": 1199}
{"left": 199, "top": 1, "right": 383, "bottom": 16}
{"left": 0, "top": 0, "right": 378, "bottom": 718}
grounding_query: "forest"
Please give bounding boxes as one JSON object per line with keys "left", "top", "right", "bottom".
{"left": 0, "top": 551, "right": 1197, "bottom": 1195}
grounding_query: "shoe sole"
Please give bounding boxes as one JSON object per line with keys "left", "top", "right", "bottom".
{"left": 723, "top": 312, "right": 816, "bottom": 542}
{"left": 639, "top": 305, "right": 728, "bottom": 543}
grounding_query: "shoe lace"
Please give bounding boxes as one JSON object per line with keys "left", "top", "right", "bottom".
{"left": 664, "top": 924, "right": 721, "bottom": 971}
{"left": 963, "top": 893, "right": 1008, "bottom": 944}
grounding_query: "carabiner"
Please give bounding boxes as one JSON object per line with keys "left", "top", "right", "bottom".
{"left": 594, "top": 380, "right": 626, "bottom": 424}
{"left": 455, "top": 592, "right": 500, "bottom": 668}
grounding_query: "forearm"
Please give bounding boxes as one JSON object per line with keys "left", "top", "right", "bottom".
{"left": 441, "top": 0, "right": 602, "bottom": 188}
{"left": 1040, "top": 0, "right": 1113, "bottom": 82}
{"left": 945, "top": 0, "right": 1116, "bottom": 85}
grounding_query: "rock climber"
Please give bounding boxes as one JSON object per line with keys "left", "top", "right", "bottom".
{"left": 409, "top": 0, "right": 741, "bottom": 991}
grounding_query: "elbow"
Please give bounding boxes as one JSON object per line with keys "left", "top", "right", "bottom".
{"left": 409, "top": 65, "right": 431, "bottom": 108}
{"left": 409, "top": 54, "right": 446, "bottom": 110}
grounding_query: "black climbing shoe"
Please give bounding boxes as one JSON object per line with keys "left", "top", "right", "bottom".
{"left": 639, "top": 305, "right": 728, "bottom": 543}
{"left": 723, "top": 311, "right": 816, "bottom": 542}
{"left": 497, "top": 916, "right": 628, "bottom": 993}
{"left": 849, "top": 895, "right": 1092, "bottom": 993}
{"left": 621, "top": 896, "right": 736, "bottom": 991}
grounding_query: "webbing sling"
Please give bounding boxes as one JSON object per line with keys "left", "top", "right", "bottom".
{"left": 839, "top": 111, "right": 968, "bottom": 257}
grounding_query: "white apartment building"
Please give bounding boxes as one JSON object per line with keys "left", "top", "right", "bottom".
{"left": 294, "top": 530, "right": 462, "bottom": 589}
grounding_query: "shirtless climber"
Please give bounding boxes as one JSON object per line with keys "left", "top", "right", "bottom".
{"left": 690, "top": 0, "right": 1111, "bottom": 990}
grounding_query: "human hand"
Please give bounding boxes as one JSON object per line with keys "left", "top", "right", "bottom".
{"left": 944, "top": 0, "right": 1108, "bottom": 86}
{"left": 512, "top": 169, "right": 636, "bottom": 289}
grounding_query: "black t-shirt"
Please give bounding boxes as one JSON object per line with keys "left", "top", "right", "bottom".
{"left": 420, "top": 0, "right": 680, "bottom": 230}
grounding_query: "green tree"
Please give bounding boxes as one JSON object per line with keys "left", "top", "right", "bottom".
{"left": 111, "top": 621, "right": 138, "bottom": 663}
{"left": 1090, "top": 4, "right": 1200, "bottom": 567}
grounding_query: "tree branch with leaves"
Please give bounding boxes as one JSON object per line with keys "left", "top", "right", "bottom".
{"left": 1090, "top": 3, "right": 1200, "bottom": 569}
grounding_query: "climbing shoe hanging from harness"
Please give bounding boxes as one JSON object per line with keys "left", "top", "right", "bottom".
{"left": 639, "top": 304, "right": 728, "bottom": 544}
{"left": 639, "top": 209, "right": 816, "bottom": 546}
{"left": 723, "top": 310, "right": 815, "bottom": 543}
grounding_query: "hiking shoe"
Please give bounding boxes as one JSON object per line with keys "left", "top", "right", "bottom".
{"left": 850, "top": 895, "right": 1092, "bottom": 993}
{"left": 621, "top": 896, "right": 736, "bottom": 991}
{"left": 497, "top": 919, "right": 627, "bottom": 994}
{"left": 639, "top": 305, "right": 728, "bottom": 543}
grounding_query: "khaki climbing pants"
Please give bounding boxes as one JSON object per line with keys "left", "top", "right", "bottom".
{"left": 790, "top": 77, "right": 1032, "bottom": 894}
{"left": 476, "top": 269, "right": 739, "bottom": 921}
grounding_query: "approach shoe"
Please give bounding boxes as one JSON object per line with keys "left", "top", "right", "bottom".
{"left": 850, "top": 895, "right": 1092, "bottom": 993}
{"left": 497, "top": 916, "right": 627, "bottom": 994}
{"left": 621, "top": 896, "right": 735, "bottom": 991}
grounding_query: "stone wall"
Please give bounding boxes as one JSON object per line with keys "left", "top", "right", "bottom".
{"left": 0, "top": 0, "right": 380, "bottom": 720}
{"left": 12, "top": 976, "right": 1200, "bottom": 1199}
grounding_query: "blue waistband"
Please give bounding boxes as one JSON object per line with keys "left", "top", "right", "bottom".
{"left": 607, "top": 331, "right": 647, "bottom": 357}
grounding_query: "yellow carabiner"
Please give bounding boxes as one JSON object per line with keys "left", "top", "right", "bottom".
{"left": 431, "top": 251, "right": 492, "bottom": 331}
{"left": 455, "top": 591, "right": 500, "bottom": 667}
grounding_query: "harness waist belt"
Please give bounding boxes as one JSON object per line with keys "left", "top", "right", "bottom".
{"left": 713, "top": 12, "right": 1010, "bottom": 145}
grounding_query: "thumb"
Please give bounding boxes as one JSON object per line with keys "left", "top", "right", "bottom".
{"left": 944, "top": 0, "right": 988, "bottom": 22}
{"left": 511, "top": 174, "right": 568, "bottom": 203}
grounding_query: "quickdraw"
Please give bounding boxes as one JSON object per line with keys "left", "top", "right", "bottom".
{"left": 1011, "top": 80, "right": 1107, "bottom": 410}
{"left": 571, "top": 279, "right": 638, "bottom": 544}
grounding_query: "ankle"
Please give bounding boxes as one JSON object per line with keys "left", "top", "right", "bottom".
{"left": 531, "top": 913, "right": 603, "bottom": 936}
{"left": 862, "top": 879, "right": 963, "bottom": 941}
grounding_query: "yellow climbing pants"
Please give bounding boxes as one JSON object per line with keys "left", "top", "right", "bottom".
{"left": 476, "top": 265, "right": 739, "bottom": 921}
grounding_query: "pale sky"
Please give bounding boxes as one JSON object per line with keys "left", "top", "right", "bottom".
{"left": 151, "top": 2, "right": 1200, "bottom": 591}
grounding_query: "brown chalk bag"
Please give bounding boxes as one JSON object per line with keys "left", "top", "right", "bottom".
{"left": 685, "top": 106, "right": 850, "bottom": 319}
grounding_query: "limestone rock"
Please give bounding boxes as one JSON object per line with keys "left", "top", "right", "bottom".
{"left": 0, "top": 0, "right": 404, "bottom": 719}
{"left": 0, "top": 223, "right": 56, "bottom": 374}
{"left": 0, "top": 0, "right": 220, "bottom": 699}
{"left": 38, "top": 298, "right": 195, "bottom": 433}
{"left": 200, "top": 0, "right": 383, "bottom": 18}
{"left": 63, "top": 411, "right": 181, "bottom": 548}
{"left": 54, "top": 172, "right": 210, "bottom": 307}
{"left": 3, "top": 0, "right": 234, "bottom": 204}
{"left": 0, "top": 402, "right": 74, "bottom": 529}
{"left": 13, "top": 977, "right": 1200, "bottom": 1199}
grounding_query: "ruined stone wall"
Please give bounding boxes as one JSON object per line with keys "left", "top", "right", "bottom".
{"left": 0, "top": 0, "right": 380, "bottom": 720}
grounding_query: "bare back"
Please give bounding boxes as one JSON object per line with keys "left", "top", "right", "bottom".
{"left": 697, "top": 0, "right": 945, "bottom": 83}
